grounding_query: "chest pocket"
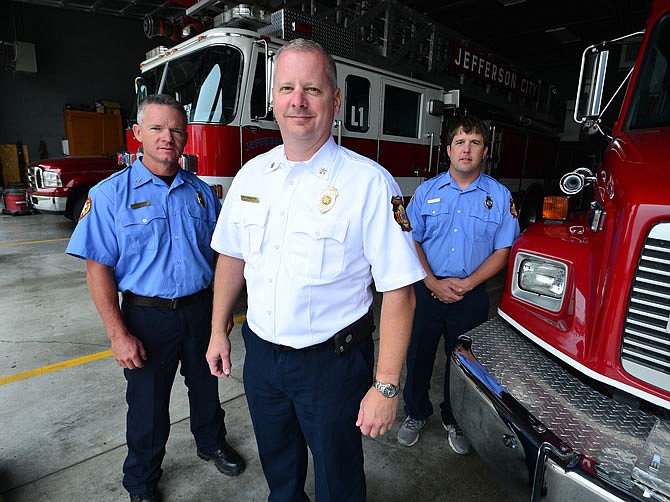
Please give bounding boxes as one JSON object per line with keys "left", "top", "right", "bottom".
{"left": 289, "top": 218, "right": 349, "bottom": 281}
{"left": 420, "top": 204, "right": 452, "bottom": 240}
{"left": 232, "top": 204, "right": 268, "bottom": 266}
{"left": 120, "top": 205, "right": 167, "bottom": 251}
{"left": 469, "top": 205, "right": 501, "bottom": 242}
{"left": 186, "top": 202, "right": 217, "bottom": 239}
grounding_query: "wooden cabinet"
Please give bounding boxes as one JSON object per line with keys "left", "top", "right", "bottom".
{"left": 64, "top": 109, "right": 124, "bottom": 156}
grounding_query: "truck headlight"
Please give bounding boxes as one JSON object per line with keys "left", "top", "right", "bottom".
{"left": 42, "top": 170, "right": 62, "bottom": 188}
{"left": 511, "top": 253, "right": 568, "bottom": 312}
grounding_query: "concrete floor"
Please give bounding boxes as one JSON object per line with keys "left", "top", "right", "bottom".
{"left": 0, "top": 207, "right": 513, "bottom": 502}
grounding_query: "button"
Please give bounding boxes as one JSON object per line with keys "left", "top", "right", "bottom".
{"left": 266, "top": 310, "right": 271, "bottom": 315}
{"left": 274, "top": 244, "right": 279, "bottom": 250}
{"left": 174, "top": 235, "right": 179, "bottom": 239}
{"left": 142, "top": 218, "right": 147, "bottom": 223}
{"left": 453, "top": 228, "right": 458, "bottom": 232}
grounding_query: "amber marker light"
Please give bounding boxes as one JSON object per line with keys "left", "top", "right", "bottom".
{"left": 542, "top": 196, "right": 570, "bottom": 221}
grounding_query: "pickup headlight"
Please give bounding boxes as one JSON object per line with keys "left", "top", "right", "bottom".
{"left": 42, "top": 170, "right": 62, "bottom": 188}
{"left": 511, "top": 252, "right": 567, "bottom": 312}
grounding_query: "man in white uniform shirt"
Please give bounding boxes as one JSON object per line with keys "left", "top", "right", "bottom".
{"left": 206, "top": 39, "right": 426, "bottom": 501}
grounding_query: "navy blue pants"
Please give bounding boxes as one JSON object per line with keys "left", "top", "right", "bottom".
{"left": 403, "top": 281, "right": 488, "bottom": 425}
{"left": 241, "top": 321, "right": 374, "bottom": 502}
{"left": 121, "top": 291, "right": 226, "bottom": 495}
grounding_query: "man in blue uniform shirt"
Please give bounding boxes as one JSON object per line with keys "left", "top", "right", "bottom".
{"left": 397, "top": 115, "right": 520, "bottom": 453}
{"left": 66, "top": 94, "right": 245, "bottom": 502}
{"left": 206, "top": 39, "right": 426, "bottom": 501}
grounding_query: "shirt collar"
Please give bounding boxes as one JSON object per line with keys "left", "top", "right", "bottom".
{"left": 131, "top": 158, "right": 185, "bottom": 188}
{"left": 266, "top": 137, "right": 337, "bottom": 182}
{"left": 442, "top": 169, "right": 486, "bottom": 193}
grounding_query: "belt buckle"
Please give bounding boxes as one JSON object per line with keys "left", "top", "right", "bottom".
{"left": 170, "top": 298, "right": 179, "bottom": 309}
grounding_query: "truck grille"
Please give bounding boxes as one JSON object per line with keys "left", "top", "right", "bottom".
{"left": 621, "top": 222, "right": 670, "bottom": 392}
{"left": 27, "top": 164, "right": 43, "bottom": 190}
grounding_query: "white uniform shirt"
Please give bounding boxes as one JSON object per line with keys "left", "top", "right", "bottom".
{"left": 211, "top": 137, "right": 426, "bottom": 348}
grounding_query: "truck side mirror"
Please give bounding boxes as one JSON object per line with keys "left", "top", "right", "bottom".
{"left": 574, "top": 46, "right": 609, "bottom": 123}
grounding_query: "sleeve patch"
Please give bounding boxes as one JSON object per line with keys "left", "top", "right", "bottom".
{"left": 391, "top": 195, "right": 412, "bottom": 232}
{"left": 79, "top": 197, "right": 92, "bottom": 220}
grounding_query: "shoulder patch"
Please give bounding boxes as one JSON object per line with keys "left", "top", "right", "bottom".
{"left": 510, "top": 197, "right": 518, "bottom": 218}
{"left": 79, "top": 196, "right": 92, "bottom": 220}
{"left": 391, "top": 195, "right": 412, "bottom": 232}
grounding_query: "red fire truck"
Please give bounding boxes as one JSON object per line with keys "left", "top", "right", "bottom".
{"left": 121, "top": 6, "right": 448, "bottom": 203}
{"left": 450, "top": 0, "right": 670, "bottom": 500}
{"left": 27, "top": 1, "right": 567, "bottom": 225}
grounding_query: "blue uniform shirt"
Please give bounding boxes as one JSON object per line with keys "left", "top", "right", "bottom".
{"left": 66, "top": 159, "right": 221, "bottom": 298}
{"left": 406, "top": 169, "right": 519, "bottom": 278}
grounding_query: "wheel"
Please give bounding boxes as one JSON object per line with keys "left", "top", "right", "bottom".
{"left": 517, "top": 183, "right": 545, "bottom": 231}
{"left": 69, "top": 193, "right": 88, "bottom": 224}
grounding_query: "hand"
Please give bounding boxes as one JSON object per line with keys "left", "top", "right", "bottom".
{"left": 110, "top": 332, "right": 147, "bottom": 370}
{"left": 430, "top": 277, "right": 467, "bottom": 303}
{"left": 206, "top": 330, "right": 232, "bottom": 378}
{"left": 356, "top": 387, "right": 398, "bottom": 438}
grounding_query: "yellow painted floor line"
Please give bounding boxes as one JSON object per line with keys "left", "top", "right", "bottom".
{"left": 0, "top": 237, "right": 70, "bottom": 247}
{"left": 0, "top": 314, "right": 247, "bottom": 386}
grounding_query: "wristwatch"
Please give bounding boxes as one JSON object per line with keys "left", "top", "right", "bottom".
{"left": 373, "top": 379, "right": 400, "bottom": 398}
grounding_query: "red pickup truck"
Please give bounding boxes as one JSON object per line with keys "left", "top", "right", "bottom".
{"left": 26, "top": 155, "right": 123, "bottom": 222}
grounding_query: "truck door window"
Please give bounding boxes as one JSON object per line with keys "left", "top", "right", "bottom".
{"left": 382, "top": 84, "right": 420, "bottom": 138}
{"left": 250, "top": 53, "right": 267, "bottom": 120}
{"left": 344, "top": 75, "right": 370, "bottom": 133}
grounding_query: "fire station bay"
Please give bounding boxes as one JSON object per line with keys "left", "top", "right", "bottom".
{"left": 3, "top": 1, "right": 670, "bottom": 501}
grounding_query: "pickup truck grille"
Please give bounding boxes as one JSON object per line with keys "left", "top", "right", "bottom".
{"left": 27, "top": 164, "right": 43, "bottom": 190}
{"left": 621, "top": 222, "right": 670, "bottom": 392}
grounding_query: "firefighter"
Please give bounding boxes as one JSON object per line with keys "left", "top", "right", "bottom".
{"left": 206, "top": 38, "right": 425, "bottom": 501}
{"left": 66, "top": 94, "right": 245, "bottom": 502}
{"left": 397, "top": 115, "right": 520, "bottom": 453}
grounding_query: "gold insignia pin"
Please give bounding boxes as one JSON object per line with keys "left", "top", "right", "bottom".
{"left": 318, "top": 186, "right": 338, "bottom": 214}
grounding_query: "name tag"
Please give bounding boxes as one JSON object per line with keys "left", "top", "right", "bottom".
{"left": 130, "top": 201, "right": 151, "bottom": 209}
{"left": 241, "top": 195, "right": 259, "bottom": 203}
{"left": 427, "top": 198, "right": 440, "bottom": 204}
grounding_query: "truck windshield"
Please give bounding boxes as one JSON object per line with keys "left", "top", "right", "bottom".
{"left": 626, "top": 13, "right": 670, "bottom": 129}
{"left": 142, "top": 45, "right": 242, "bottom": 125}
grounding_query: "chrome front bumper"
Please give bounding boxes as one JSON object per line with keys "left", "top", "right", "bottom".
{"left": 27, "top": 193, "right": 67, "bottom": 214}
{"left": 450, "top": 316, "right": 670, "bottom": 502}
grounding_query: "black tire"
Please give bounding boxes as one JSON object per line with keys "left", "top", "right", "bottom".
{"left": 517, "top": 183, "right": 545, "bottom": 231}
{"left": 69, "top": 193, "right": 88, "bottom": 224}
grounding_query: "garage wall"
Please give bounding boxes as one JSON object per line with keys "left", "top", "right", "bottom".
{"left": 0, "top": 3, "right": 157, "bottom": 164}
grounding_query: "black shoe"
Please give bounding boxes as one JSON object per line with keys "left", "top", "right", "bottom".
{"left": 129, "top": 494, "right": 156, "bottom": 502}
{"left": 197, "top": 440, "right": 246, "bottom": 476}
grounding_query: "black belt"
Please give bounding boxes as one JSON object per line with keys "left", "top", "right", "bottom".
{"left": 122, "top": 288, "right": 210, "bottom": 310}
{"left": 272, "top": 309, "right": 375, "bottom": 356}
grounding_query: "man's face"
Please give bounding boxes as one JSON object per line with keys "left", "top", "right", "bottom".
{"left": 447, "top": 127, "right": 488, "bottom": 179}
{"left": 272, "top": 49, "right": 341, "bottom": 157}
{"left": 132, "top": 103, "right": 187, "bottom": 172}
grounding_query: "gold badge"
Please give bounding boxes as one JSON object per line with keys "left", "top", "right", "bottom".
{"left": 197, "top": 191, "right": 205, "bottom": 208}
{"left": 485, "top": 195, "right": 493, "bottom": 209}
{"left": 318, "top": 186, "right": 338, "bottom": 214}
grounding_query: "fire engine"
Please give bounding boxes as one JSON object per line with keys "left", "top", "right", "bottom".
{"left": 450, "top": 0, "right": 670, "bottom": 500}
{"left": 120, "top": 5, "right": 449, "bottom": 204}
{"left": 26, "top": 0, "right": 566, "bottom": 225}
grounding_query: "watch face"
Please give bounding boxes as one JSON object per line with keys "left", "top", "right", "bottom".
{"left": 375, "top": 380, "right": 399, "bottom": 398}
